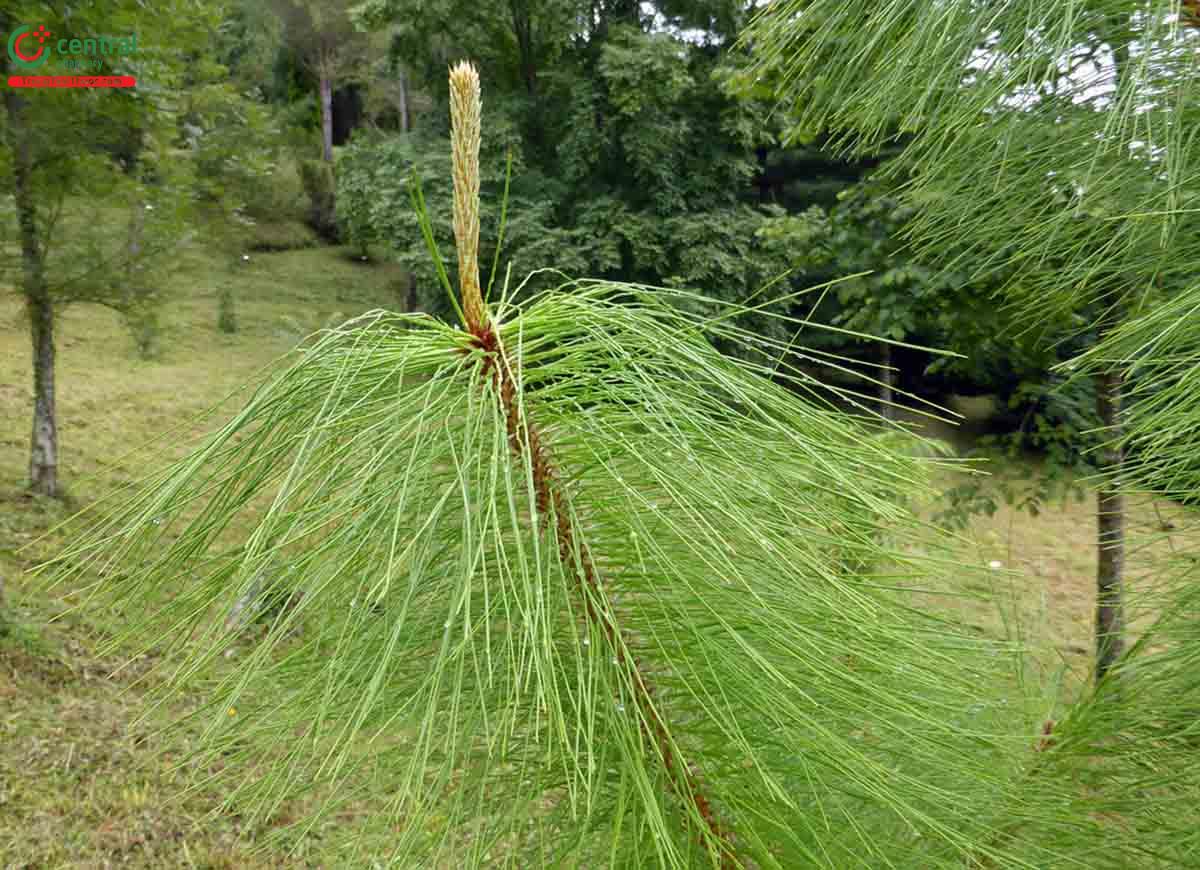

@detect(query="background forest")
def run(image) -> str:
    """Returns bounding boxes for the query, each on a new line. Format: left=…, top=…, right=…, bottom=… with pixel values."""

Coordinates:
left=1, top=0, right=1199, bottom=867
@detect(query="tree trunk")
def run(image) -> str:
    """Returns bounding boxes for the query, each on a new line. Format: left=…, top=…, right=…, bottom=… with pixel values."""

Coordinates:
left=27, top=281, right=57, bottom=496
left=4, top=81, right=58, bottom=497
left=320, top=70, right=334, bottom=162
left=405, top=273, right=419, bottom=313
left=126, top=198, right=156, bottom=357
left=879, top=342, right=895, bottom=421
left=755, top=145, right=770, bottom=204
left=509, top=0, right=537, bottom=96
left=1095, top=368, right=1125, bottom=682
left=1091, top=30, right=1131, bottom=686
left=397, top=69, right=410, bottom=134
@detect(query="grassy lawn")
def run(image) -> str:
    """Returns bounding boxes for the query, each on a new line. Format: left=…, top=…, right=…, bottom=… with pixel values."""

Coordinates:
left=1, top=241, right=1196, bottom=866
left=1, top=242, right=407, bottom=868
left=915, top=465, right=1199, bottom=689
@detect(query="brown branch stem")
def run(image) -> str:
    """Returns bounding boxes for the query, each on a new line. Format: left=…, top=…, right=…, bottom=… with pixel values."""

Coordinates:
left=469, top=324, right=737, bottom=867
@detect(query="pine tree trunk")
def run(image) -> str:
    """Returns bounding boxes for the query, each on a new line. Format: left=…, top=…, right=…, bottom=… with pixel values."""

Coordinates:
left=1094, top=26, right=1130, bottom=686
left=4, top=82, right=58, bottom=497
left=320, top=72, right=334, bottom=163
left=1095, top=368, right=1125, bottom=681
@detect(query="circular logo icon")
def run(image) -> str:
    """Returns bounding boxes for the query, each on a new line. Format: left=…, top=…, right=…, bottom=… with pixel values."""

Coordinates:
left=8, top=25, right=53, bottom=69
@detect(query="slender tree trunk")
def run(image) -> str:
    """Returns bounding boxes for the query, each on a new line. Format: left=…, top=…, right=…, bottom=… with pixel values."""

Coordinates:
left=319, top=70, right=334, bottom=162
left=879, top=341, right=895, bottom=421
left=397, top=69, right=410, bottom=134
left=755, top=145, right=770, bottom=204
left=405, top=273, right=418, bottom=313
left=4, top=81, right=58, bottom=497
left=1095, top=367, right=1125, bottom=681
left=1094, top=31, right=1130, bottom=684
left=27, top=279, right=57, bottom=496
left=126, top=197, right=155, bottom=357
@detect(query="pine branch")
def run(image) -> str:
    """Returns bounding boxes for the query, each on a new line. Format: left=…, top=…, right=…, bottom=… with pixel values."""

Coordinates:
left=44, top=54, right=1164, bottom=870
left=451, top=58, right=735, bottom=863
left=471, top=319, right=738, bottom=865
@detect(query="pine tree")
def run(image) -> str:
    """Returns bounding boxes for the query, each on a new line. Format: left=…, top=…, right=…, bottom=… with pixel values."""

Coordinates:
left=48, top=60, right=1200, bottom=867
left=738, top=0, right=1200, bottom=684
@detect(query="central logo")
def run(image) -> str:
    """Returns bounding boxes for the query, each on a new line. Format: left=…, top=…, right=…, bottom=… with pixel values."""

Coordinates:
left=8, top=24, right=52, bottom=69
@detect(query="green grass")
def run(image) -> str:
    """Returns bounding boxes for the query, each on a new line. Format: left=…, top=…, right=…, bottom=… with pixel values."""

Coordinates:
left=0, top=241, right=409, bottom=867
left=1, top=239, right=1197, bottom=866
left=913, top=464, right=1199, bottom=690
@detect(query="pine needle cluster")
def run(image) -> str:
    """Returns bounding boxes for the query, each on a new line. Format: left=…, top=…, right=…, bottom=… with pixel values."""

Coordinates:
left=736, top=2, right=1200, bottom=865
left=43, top=59, right=1200, bottom=868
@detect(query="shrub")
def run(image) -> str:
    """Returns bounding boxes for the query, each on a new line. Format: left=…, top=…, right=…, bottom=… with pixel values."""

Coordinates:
left=246, top=218, right=319, bottom=252
left=298, top=158, right=337, bottom=241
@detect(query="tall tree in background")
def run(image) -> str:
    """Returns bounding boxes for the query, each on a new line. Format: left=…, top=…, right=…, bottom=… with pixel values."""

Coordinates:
left=739, top=0, right=1200, bottom=682
left=269, top=0, right=367, bottom=162
left=345, top=0, right=878, bottom=339
left=2, top=11, right=56, bottom=495
left=0, top=3, right=204, bottom=496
